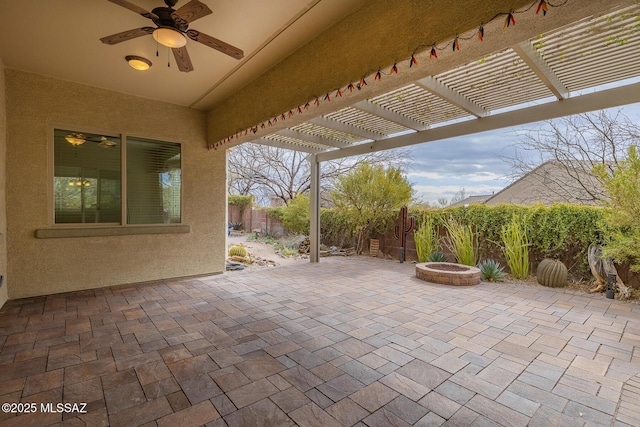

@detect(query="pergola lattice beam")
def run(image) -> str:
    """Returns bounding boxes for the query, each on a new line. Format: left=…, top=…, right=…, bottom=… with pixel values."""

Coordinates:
left=352, top=100, right=429, bottom=131
left=253, top=137, right=324, bottom=154
left=415, top=76, right=488, bottom=118
left=317, top=81, right=640, bottom=162
left=276, top=128, right=350, bottom=149
left=512, top=41, right=569, bottom=100
left=308, top=116, right=381, bottom=141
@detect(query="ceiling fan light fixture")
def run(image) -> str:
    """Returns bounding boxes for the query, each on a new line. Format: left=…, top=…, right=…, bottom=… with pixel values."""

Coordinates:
left=65, top=135, right=85, bottom=146
left=125, top=55, right=152, bottom=71
left=152, top=27, right=187, bottom=48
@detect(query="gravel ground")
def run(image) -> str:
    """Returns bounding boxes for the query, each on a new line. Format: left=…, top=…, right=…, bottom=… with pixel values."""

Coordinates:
left=227, top=233, right=308, bottom=269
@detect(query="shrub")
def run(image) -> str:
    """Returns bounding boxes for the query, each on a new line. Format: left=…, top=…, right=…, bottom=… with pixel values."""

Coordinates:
left=478, top=259, right=506, bottom=282
left=594, top=146, right=640, bottom=272
left=320, top=209, right=357, bottom=248
left=280, top=194, right=310, bottom=235
left=501, top=214, right=530, bottom=280
left=414, top=216, right=439, bottom=262
left=281, top=247, right=299, bottom=257
left=331, top=162, right=412, bottom=253
left=228, top=194, right=253, bottom=219
left=443, top=217, right=478, bottom=266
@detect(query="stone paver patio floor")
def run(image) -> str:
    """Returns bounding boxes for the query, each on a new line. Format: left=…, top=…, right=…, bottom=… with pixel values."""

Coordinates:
left=1, top=256, right=639, bottom=426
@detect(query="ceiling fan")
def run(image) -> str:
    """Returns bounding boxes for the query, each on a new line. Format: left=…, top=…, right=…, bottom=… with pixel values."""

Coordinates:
left=65, top=133, right=117, bottom=148
left=100, top=0, right=244, bottom=72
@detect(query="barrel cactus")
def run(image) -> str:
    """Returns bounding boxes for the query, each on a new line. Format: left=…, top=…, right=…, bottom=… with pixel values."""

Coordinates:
left=536, top=259, right=567, bottom=288
left=228, top=245, right=248, bottom=257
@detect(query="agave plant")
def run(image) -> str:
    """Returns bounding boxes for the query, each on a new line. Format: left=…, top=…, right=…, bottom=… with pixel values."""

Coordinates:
left=478, top=259, right=506, bottom=282
left=428, top=252, right=448, bottom=262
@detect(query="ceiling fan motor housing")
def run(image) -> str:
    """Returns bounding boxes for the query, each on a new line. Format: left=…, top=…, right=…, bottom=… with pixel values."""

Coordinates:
left=152, top=7, right=188, bottom=31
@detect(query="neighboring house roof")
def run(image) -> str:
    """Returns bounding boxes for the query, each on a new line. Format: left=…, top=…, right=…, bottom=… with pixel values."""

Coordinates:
left=449, top=195, right=493, bottom=207
left=485, top=161, right=604, bottom=206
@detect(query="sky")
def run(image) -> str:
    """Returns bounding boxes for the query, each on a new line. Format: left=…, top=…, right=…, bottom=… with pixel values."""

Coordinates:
left=403, top=102, right=640, bottom=206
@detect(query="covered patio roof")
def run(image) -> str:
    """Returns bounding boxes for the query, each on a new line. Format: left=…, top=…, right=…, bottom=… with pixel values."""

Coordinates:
left=230, top=2, right=640, bottom=161
left=213, top=1, right=640, bottom=264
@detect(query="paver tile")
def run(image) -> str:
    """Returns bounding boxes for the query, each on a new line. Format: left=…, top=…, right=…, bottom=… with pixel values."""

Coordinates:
left=380, top=371, right=430, bottom=401
left=226, top=377, right=279, bottom=409
left=316, top=373, right=364, bottom=402
left=224, top=398, right=293, bottom=427
left=289, top=402, right=342, bottom=427
left=326, top=398, right=369, bottom=426
left=384, top=395, right=429, bottom=424
left=270, top=386, right=311, bottom=413
left=350, top=382, right=399, bottom=412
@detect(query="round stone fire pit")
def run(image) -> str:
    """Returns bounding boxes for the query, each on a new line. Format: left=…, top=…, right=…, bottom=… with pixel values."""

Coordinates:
left=416, top=262, right=481, bottom=286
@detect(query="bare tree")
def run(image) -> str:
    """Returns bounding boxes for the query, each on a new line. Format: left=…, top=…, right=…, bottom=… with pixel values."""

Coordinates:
left=506, top=109, right=640, bottom=203
left=435, top=188, right=467, bottom=208
left=227, top=143, right=412, bottom=206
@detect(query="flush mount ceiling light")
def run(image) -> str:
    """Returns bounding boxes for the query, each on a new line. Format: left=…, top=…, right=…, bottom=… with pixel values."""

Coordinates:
left=98, top=137, right=117, bottom=148
left=125, top=55, right=152, bottom=71
left=152, top=27, right=187, bottom=48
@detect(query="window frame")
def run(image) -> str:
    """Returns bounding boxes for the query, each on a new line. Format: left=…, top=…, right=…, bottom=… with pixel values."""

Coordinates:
left=46, top=125, right=184, bottom=232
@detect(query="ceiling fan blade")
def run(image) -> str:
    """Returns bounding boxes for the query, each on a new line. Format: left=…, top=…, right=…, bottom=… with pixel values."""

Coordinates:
left=172, top=47, right=194, bottom=72
left=100, top=27, right=154, bottom=45
left=107, top=0, right=159, bottom=20
left=174, top=0, right=212, bottom=23
left=186, top=30, right=244, bottom=60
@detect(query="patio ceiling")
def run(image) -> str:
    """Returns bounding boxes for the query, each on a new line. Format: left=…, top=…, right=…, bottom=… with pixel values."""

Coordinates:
left=238, top=2, right=640, bottom=161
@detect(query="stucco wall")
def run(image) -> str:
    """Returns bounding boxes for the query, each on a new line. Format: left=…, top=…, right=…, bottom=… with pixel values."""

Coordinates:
left=5, top=69, right=226, bottom=299
left=0, top=60, right=7, bottom=308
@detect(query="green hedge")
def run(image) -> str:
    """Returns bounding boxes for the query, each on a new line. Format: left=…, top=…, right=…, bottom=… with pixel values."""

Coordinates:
left=319, top=203, right=604, bottom=277
left=320, top=209, right=358, bottom=248
left=411, top=204, right=604, bottom=277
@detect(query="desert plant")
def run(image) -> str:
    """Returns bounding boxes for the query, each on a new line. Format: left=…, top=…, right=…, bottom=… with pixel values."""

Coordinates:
left=414, top=216, right=439, bottom=262
left=228, top=245, right=248, bottom=257
left=443, top=217, right=478, bottom=266
left=229, top=221, right=243, bottom=230
left=428, top=252, right=448, bottom=262
left=281, top=247, right=299, bottom=257
left=536, top=258, right=568, bottom=287
left=478, top=259, right=506, bottom=282
left=501, top=214, right=530, bottom=280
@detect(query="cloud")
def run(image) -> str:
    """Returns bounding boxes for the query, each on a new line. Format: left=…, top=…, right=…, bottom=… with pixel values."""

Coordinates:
left=391, top=103, right=640, bottom=205
left=406, top=171, right=445, bottom=180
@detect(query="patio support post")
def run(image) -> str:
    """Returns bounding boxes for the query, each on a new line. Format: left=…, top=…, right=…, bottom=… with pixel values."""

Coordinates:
left=309, top=154, right=320, bottom=263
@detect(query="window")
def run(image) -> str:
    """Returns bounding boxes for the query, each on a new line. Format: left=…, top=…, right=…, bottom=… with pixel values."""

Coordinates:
left=54, top=129, right=181, bottom=225
left=126, top=136, right=181, bottom=224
